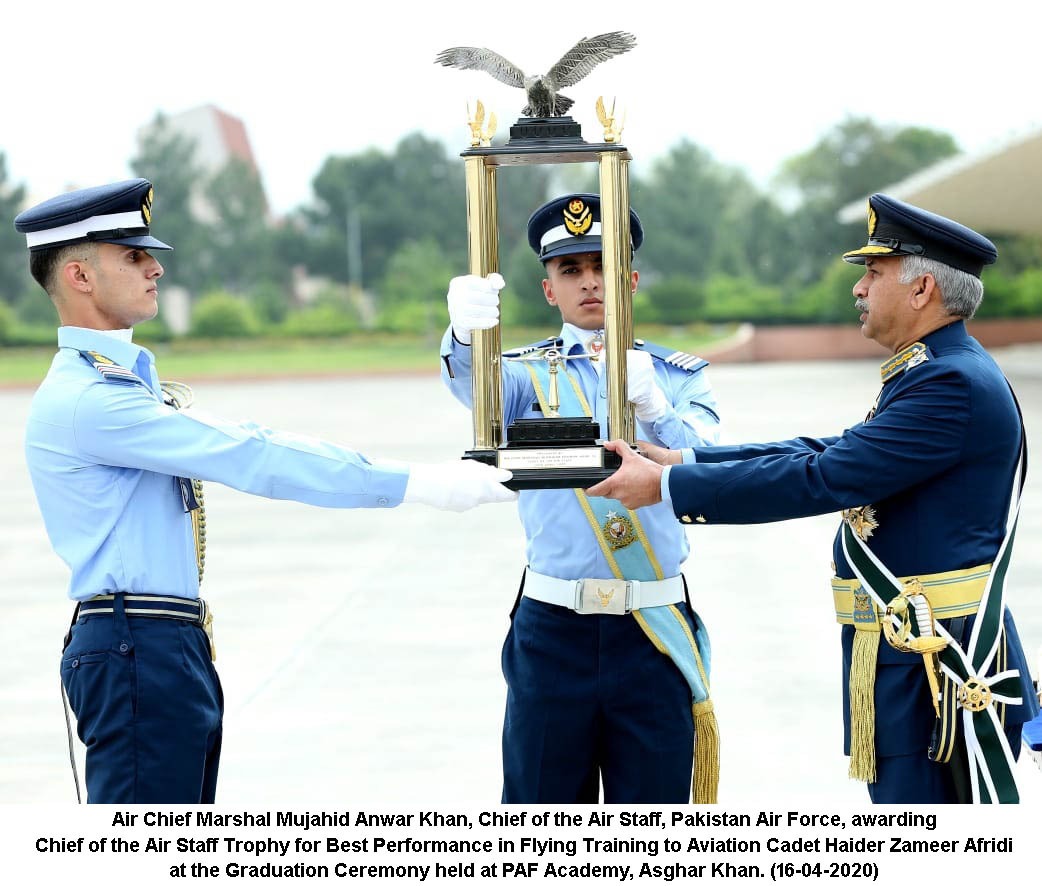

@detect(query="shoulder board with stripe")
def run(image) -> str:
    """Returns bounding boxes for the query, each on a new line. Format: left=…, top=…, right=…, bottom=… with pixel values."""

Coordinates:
left=78, top=350, right=147, bottom=386
left=880, top=341, right=932, bottom=384
left=503, top=337, right=563, bottom=358
left=634, top=340, right=709, bottom=373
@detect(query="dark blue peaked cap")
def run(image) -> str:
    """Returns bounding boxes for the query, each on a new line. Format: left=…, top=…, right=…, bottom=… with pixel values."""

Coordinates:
left=527, top=193, right=643, bottom=263
left=14, top=178, right=172, bottom=252
left=843, top=193, right=996, bottom=277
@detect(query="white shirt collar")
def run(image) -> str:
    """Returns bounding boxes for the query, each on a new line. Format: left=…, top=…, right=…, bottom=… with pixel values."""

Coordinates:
left=94, top=328, right=134, bottom=343
left=560, top=322, right=603, bottom=352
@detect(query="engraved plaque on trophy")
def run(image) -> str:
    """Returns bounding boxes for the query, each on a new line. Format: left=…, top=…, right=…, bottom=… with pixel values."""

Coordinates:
left=436, top=34, right=637, bottom=490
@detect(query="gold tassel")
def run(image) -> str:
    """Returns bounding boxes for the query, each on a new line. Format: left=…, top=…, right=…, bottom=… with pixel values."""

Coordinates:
left=692, top=699, right=720, bottom=803
left=848, top=627, right=879, bottom=782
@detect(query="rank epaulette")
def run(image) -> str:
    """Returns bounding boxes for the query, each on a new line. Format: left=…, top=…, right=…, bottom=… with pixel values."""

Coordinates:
left=634, top=340, right=709, bottom=373
left=503, top=337, right=563, bottom=358
left=78, top=350, right=146, bottom=386
left=880, top=341, right=930, bottom=383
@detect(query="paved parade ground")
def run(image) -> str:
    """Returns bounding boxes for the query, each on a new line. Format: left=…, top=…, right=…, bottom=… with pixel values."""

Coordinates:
left=2, top=349, right=1040, bottom=806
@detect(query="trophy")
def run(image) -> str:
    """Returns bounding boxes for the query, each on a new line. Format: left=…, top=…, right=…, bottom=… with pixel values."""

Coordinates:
left=436, top=32, right=637, bottom=490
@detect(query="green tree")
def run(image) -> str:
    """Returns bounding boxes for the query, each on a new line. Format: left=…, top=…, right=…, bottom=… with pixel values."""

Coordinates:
left=0, top=299, right=13, bottom=343
left=500, top=237, right=553, bottom=329
left=377, top=238, right=455, bottom=334
left=306, top=133, right=467, bottom=287
left=643, top=275, right=705, bottom=325
left=777, top=117, right=960, bottom=283
left=189, top=291, right=259, bottom=338
left=781, top=117, right=959, bottom=207
left=250, top=279, right=292, bottom=326
left=0, top=154, right=28, bottom=306
left=790, top=259, right=863, bottom=323
left=493, top=164, right=556, bottom=260
left=130, top=113, right=212, bottom=294
left=205, top=158, right=284, bottom=294
left=700, top=274, right=784, bottom=323
left=15, top=287, right=58, bottom=327
left=631, top=141, right=790, bottom=286
left=282, top=300, right=360, bottom=338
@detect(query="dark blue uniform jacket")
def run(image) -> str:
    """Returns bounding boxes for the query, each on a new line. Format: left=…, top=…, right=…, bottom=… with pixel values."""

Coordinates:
left=668, top=321, right=1038, bottom=757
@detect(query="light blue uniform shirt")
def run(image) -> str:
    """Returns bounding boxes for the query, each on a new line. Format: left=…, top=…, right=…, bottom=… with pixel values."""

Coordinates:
left=26, top=327, right=409, bottom=601
left=441, top=323, right=721, bottom=580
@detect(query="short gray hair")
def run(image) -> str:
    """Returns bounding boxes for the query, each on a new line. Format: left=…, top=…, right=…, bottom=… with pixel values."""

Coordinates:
left=899, top=254, right=983, bottom=319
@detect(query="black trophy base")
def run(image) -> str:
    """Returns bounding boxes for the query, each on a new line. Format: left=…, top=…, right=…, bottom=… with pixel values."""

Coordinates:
left=507, top=116, right=585, bottom=147
left=464, top=417, right=621, bottom=490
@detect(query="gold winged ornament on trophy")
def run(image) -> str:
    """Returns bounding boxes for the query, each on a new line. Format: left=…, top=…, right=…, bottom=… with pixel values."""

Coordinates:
left=466, top=101, right=498, bottom=148
left=596, top=96, right=626, bottom=143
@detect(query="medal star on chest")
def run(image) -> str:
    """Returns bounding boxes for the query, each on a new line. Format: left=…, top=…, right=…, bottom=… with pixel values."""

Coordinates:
left=602, top=510, right=636, bottom=549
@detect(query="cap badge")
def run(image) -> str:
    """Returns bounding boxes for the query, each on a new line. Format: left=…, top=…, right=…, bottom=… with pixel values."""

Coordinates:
left=563, top=199, right=593, bottom=237
left=867, top=201, right=877, bottom=237
left=141, top=187, right=154, bottom=224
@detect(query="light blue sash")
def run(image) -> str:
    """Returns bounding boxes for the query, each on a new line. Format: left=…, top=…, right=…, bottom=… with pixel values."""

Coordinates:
left=525, top=358, right=719, bottom=802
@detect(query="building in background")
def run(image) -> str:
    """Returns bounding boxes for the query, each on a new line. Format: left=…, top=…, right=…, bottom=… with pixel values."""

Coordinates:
left=136, top=104, right=270, bottom=333
left=138, top=103, right=270, bottom=221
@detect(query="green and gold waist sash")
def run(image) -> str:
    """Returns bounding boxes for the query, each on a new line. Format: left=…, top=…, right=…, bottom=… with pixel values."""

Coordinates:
left=836, top=519, right=1025, bottom=803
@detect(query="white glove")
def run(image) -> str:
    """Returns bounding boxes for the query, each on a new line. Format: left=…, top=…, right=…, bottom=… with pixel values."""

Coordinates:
left=447, top=273, right=505, bottom=344
left=627, top=349, right=669, bottom=423
left=403, top=459, right=517, bottom=512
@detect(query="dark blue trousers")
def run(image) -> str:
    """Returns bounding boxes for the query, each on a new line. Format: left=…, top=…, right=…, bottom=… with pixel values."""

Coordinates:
left=501, top=596, right=696, bottom=803
left=60, top=594, right=223, bottom=803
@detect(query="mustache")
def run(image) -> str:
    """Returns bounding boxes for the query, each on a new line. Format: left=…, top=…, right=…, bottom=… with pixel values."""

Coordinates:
left=854, top=298, right=869, bottom=312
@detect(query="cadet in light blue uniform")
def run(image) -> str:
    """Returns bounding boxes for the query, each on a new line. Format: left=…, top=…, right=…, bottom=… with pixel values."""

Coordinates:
left=16, top=179, right=514, bottom=804
left=441, top=194, right=722, bottom=803
left=592, top=194, right=1040, bottom=804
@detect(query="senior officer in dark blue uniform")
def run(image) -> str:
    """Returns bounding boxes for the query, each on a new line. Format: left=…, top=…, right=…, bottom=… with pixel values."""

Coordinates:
left=590, top=194, right=1039, bottom=803
left=16, top=179, right=515, bottom=804
left=441, top=194, right=723, bottom=803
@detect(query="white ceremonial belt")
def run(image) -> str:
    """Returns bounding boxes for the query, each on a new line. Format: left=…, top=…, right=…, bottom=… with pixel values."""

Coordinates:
left=523, top=568, right=684, bottom=616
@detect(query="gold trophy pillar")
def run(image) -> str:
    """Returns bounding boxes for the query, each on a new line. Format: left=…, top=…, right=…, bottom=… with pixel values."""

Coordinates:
left=598, top=150, right=634, bottom=444
left=464, top=157, right=502, bottom=450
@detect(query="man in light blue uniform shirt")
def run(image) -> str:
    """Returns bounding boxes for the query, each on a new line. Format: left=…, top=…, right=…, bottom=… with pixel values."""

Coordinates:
left=441, top=193, right=722, bottom=802
left=16, top=178, right=515, bottom=804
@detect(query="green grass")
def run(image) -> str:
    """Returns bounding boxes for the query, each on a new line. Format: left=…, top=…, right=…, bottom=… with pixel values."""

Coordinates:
left=0, top=324, right=737, bottom=386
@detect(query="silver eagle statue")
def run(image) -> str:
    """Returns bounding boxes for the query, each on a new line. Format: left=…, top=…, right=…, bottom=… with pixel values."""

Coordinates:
left=435, top=32, right=637, bottom=119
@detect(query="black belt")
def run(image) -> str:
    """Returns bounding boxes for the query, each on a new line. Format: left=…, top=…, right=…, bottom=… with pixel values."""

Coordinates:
left=71, top=594, right=215, bottom=661
left=77, top=593, right=207, bottom=622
